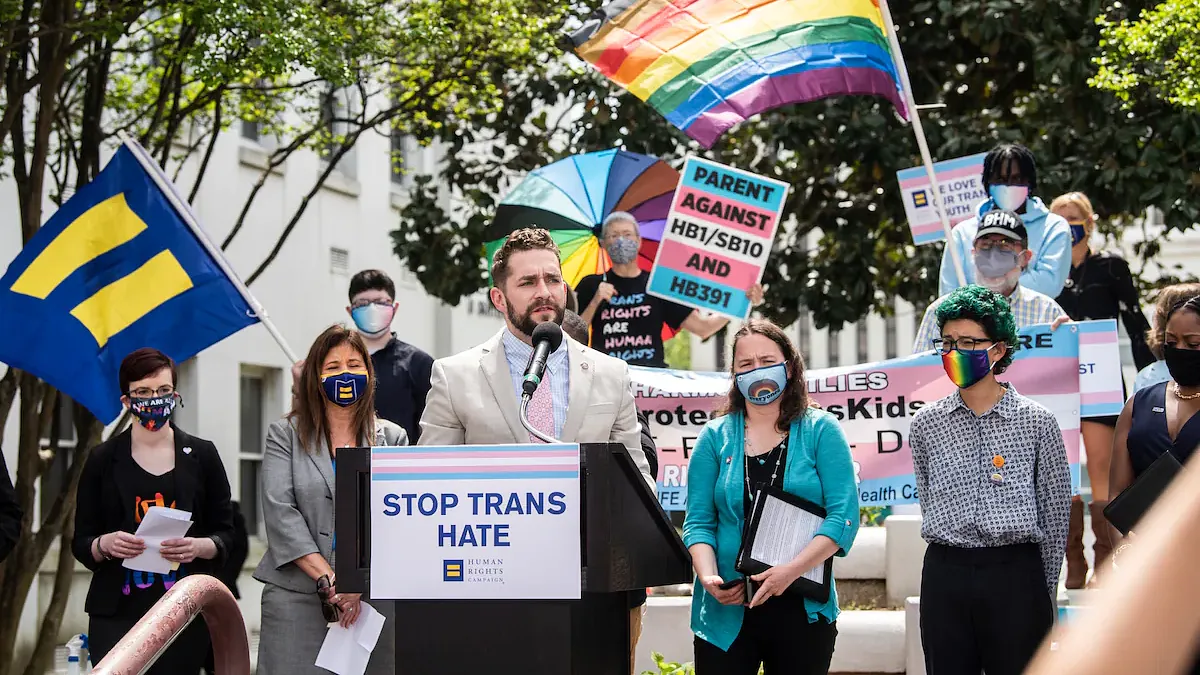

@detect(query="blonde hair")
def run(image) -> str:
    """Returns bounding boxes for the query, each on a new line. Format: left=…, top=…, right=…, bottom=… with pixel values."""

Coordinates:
left=1148, top=283, right=1200, bottom=358
left=1050, top=192, right=1097, bottom=239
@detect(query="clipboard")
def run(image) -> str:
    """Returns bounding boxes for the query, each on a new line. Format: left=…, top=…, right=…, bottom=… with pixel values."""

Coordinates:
left=1104, top=450, right=1183, bottom=535
left=735, top=484, right=833, bottom=603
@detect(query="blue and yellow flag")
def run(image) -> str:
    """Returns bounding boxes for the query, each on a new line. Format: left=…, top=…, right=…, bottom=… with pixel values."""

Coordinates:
left=0, top=142, right=259, bottom=423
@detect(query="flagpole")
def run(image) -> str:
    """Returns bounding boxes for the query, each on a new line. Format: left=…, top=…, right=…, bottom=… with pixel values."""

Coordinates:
left=878, top=0, right=967, bottom=288
left=118, top=133, right=301, bottom=364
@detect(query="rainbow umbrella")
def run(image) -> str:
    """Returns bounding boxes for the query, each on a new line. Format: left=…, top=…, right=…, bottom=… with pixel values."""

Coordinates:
left=486, top=149, right=679, bottom=287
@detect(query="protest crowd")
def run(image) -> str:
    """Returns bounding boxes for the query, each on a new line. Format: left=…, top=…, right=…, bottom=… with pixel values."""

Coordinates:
left=2, top=1, right=1200, bottom=675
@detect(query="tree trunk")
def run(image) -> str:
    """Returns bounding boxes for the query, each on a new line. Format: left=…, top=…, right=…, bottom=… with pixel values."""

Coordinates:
left=20, top=511, right=76, bottom=675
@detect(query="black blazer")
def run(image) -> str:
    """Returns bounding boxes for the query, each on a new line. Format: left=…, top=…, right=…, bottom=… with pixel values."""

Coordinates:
left=71, top=427, right=235, bottom=617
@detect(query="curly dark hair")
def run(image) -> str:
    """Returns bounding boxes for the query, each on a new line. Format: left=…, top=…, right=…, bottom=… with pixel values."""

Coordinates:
left=490, top=228, right=560, bottom=287
left=1148, top=283, right=1200, bottom=358
left=935, top=285, right=1019, bottom=374
left=716, top=319, right=810, bottom=432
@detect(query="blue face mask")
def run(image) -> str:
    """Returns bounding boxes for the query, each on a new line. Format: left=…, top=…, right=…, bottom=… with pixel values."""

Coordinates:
left=735, top=363, right=788, bottom=406
left=1069, top=224, right=1087, bottom=246
left=321, top=370, right=369, bottom=407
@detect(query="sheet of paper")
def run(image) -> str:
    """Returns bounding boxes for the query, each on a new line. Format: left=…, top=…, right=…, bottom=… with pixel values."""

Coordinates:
left=121, top=506, right=193, bottom=574
left=314, top=602, right=386, bottom=675
left=749, top=493, right=826, bottom=584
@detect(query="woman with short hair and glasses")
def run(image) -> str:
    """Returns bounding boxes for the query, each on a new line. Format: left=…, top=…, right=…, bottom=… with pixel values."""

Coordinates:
left=72, top=348, right=235, bottom=673
left=910, top=285, right=1071, bottom=675
left=255, top=325, right=405, bottom=675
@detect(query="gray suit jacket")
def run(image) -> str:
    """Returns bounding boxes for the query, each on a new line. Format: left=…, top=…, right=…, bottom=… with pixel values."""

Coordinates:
left=253, top=417, right=407, bottom=593
left=418, top=330, right=654, bottom=487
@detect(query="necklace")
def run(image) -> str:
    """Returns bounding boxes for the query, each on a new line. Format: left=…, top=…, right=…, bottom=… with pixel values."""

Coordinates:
left=744, top=423, right=786, bottom=498
left=1173, top=383, right=1200, bottom=401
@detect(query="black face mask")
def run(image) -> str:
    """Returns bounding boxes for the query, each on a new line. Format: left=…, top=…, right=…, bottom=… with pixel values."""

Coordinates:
left=1164, top=346, right=1200, bottom=387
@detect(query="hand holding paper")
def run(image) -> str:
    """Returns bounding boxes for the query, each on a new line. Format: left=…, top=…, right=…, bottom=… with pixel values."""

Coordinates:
left=315, top=602, right=386, bottom=675
left=122, top=506, right=193, bottom=574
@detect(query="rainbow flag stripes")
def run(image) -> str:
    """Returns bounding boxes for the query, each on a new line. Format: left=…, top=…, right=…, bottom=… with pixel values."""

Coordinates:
left=569, top=0, right=910, bottom=147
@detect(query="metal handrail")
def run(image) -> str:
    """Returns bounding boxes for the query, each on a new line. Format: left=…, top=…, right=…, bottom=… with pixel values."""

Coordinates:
left=91, top=574, right=251, bottom=675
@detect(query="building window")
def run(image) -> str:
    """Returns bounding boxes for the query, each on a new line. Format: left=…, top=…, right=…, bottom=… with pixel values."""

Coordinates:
left=885, top=314, right=898, bottom=360
left=828, top=329, right=841, bottom=366
left=797, top=305, right=810, bottom=361
left=321, top=88, right=359, bottom=180
left=239, top=371, right=268, bottom=536
left=330, top=247, right=350, bottom=275
left=391, top=128, right=407, bottom=185
left=39, top=395, right=78, bottom=519
left=856, top=322, right=869, bottom=364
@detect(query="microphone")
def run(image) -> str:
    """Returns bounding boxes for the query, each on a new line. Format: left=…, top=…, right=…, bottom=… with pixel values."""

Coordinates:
left=522, top=322, right=563, bottom=397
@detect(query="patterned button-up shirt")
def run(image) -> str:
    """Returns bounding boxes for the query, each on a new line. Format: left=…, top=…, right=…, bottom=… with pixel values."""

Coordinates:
left=911, top=284, right=1066, bottom=355
left=909, top=384, right=1072, bottom=595
left=502, top=329, right=570, bottom=439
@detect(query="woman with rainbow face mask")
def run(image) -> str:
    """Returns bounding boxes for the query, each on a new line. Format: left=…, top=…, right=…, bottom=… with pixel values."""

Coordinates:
left=682, top=319, right=858, bottom=674
left=255, top=326, right=406, bottom=675
left=1048, top=191, right=1153, bottom=590
left=909, top=285, right=1071, bottom=675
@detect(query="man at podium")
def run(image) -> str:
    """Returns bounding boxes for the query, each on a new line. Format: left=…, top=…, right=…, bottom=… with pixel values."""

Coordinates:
left=418, top=227, right=654, bottom=488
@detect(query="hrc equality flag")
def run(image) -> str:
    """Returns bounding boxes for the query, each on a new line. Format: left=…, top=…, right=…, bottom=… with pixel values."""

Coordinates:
left=0, top=142, right=259, bottom=423
left=569, top=0, right=910, bottom=148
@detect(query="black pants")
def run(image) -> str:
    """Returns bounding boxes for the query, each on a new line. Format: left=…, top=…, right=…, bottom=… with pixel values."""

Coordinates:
left=694, top=598, right=837, bottom=675
left=920, top=542, right=1054, bottom=675
left=89, top=614, right=210, bottom=674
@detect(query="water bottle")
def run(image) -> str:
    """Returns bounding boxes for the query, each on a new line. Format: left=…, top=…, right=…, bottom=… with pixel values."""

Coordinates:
left=65, top=634, right=85, bottom=675
left=82, top=633, right=92, bottom=674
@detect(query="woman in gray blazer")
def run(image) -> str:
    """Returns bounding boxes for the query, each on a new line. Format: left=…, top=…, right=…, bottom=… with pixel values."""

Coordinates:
left=255, top=326, right=406, bottom=674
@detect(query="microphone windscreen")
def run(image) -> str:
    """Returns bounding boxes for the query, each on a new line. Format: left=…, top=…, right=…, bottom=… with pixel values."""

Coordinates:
left=532, top=321, right=564, bottom=352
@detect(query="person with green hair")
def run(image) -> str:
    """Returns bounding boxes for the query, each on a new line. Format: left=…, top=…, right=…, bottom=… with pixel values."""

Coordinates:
left=908, top=284, right=1071, bottom=675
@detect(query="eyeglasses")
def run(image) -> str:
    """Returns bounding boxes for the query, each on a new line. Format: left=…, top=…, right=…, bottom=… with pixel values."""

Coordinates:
left=128, top=386, right=175, bottom=398
left=351, top=299, right=393, bottom=310
left=316, top=575, right=341, bottom=623
left=932, top=337, right=994, bottom=354
left=974, top=239, right=1022, bottom=253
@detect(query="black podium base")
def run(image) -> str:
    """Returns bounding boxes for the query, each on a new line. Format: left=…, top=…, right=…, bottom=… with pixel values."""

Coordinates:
left=394, top=592, right=629, bottom=675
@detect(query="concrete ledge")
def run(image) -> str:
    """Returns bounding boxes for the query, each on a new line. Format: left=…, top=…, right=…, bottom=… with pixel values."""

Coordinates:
left=885, top=515, right=926, bottom=606
left=835, top=526, right=885, bottom=580
left=905, top=597, right=926, bottom=675
left=637, top=597, right=905, bottom=673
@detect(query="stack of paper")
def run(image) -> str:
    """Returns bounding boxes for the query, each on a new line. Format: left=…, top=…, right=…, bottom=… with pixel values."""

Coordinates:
left=315, top=603, right=386, bottom=675
left=122, top=506, right=193, bottom=574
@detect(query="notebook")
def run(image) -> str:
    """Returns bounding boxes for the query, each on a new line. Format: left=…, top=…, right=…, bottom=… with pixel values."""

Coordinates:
left=1104, top=450, right=1183, bottom=535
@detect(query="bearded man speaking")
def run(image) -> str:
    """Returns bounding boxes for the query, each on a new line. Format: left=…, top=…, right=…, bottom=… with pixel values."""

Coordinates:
left=417, top=227, right=653, bottom=487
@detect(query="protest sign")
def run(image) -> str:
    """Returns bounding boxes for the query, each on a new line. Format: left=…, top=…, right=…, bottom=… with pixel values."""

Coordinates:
left=1077, top=319, right=1124, bottom=417
left=647, top=156, right=789, bottom=320
left=637, top=323, right=1091, bottom=511
left=370, top=443, right=581, bottom=600
left=896, top=152, right=987, bottom=245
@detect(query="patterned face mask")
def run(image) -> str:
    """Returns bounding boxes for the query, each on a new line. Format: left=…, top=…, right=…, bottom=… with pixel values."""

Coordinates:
left=735, top=363, right=788, bottom=405
left=321, top=370, right=369, bottom=407
left=606, top=237, right=639, bottom=265
left=128, top=395, right=178, bottom=431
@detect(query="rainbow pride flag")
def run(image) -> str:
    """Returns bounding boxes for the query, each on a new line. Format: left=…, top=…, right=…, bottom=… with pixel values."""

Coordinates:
left=569, top=0, right=911, bottom=148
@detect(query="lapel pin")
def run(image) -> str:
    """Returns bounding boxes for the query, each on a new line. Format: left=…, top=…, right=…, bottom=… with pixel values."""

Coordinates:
left=992, top=455, right=1005, bottom=469
left=725, top=456, right=732, bottom=464
left=990, top=472, right=1003, bottom=484
left=183, top=446, right=193, bottom=455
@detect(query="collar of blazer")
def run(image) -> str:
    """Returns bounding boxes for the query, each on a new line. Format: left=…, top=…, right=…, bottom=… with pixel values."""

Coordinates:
left=306, top=417, right=389, bottom=498
left=478, top=328, right=598, bottom=443
left=111, top=424, right=203, bottom=517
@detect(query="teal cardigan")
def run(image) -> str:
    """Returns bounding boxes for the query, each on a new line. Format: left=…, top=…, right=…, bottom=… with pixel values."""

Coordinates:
left=682, top=409, right=860, bottom=651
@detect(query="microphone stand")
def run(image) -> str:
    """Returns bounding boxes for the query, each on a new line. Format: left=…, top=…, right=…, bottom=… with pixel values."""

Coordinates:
left=519, top=394, right=560, bottom=444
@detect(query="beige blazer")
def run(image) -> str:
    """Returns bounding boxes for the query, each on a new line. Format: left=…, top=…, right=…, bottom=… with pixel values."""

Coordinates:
left=418, top=330, right=653, bottom=487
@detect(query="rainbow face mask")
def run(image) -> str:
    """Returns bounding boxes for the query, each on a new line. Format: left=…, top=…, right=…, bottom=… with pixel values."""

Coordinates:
left=735, top=363, right=788, bottom=405
left=941, top=347, right=995, bottom=389
left=321, top=370, right=369, bottom=407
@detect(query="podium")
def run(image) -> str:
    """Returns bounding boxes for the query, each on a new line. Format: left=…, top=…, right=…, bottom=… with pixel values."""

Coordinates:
left=334, top=442, right=692, bottom=675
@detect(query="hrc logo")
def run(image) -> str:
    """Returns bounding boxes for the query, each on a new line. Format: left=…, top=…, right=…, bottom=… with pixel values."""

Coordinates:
left=443, top=560, right=463, bottom=582
left=9, top=193, right=193, bottom=348
left=911, top=190, right=929, bottom=208
left=335, top=380, right=357, bottom=401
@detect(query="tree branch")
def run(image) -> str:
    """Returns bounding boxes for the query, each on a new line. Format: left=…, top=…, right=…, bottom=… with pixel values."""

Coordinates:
left=188, top=85, right=226, bottom=203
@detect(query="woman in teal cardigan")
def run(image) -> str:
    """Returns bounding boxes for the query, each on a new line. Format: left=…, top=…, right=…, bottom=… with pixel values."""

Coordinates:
left=683, top=319, right=859, bottom=674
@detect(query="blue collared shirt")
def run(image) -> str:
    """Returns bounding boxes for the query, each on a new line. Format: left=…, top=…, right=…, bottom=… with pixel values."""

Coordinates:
left=502, top=329, right=570, bottom=439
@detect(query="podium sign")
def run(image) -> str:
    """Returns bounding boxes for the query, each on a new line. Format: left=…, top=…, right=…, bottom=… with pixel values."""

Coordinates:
left=369, top=443, right=582, bottom=600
